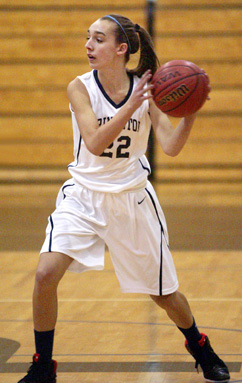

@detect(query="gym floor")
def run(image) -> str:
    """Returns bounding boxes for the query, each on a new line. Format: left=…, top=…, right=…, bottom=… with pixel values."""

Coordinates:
left=0, top=182, right=241, bottom=382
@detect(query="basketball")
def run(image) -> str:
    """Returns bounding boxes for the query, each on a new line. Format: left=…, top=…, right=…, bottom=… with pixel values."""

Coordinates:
left=151, top=60, right=210, bottom=117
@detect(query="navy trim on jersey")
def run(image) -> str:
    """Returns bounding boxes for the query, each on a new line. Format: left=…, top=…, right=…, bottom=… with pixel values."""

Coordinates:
left=62, top=183, right=75, bottom=199
left=93, top=70, right=134, bottom=109
left=139, top=158, right=151, bottom=174
left=48, top=215, right=54, bottom=252
left=145, top=187, right=163, bottom=295
left=68, top=134, right=82, bottom=168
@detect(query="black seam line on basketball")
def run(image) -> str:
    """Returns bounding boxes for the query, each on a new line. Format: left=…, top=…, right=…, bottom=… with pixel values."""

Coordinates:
left=154, top=71, right=202, bottom=99
left=187, top=72, right=207, bottom=114
left=145, top=187, right=163, bottom=296
left=161, top=78, right=200, bottom=114
left=155, top=74, right=201, bottom=114
left=48, top=215, right=54, bottom=252
left=155, top=64, right=198, bottom=72
left=155, top=64, right=198, bottom=74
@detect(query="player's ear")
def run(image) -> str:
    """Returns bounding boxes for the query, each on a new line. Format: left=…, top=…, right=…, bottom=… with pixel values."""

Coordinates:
left=117, top=43, right=128, bottom=56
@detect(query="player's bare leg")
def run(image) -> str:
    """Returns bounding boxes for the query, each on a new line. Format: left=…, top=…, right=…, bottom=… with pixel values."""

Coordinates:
left=150, top=290, right=193, bottom=329
left=17, top=252, right=72, bottom=382
left=150, top=291, right=230, bottom=382
left=33, top=252, right=73, bottom=331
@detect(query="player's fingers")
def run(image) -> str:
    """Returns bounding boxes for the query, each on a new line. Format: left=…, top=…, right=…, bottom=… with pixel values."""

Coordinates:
left=206, top=83, right=211, bottom=100
left=146, top=83, right=154, bottom=91
left=142, top=93, right=154, bottom=101
left=142, top=84, right=154, bottom=96
left=137, top=70, right=152, bottom=88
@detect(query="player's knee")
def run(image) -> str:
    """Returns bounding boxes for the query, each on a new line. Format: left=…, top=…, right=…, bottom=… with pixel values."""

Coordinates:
left=150, top=292, right=176, bottom=310
left=35, top=265, right=59, bottom=289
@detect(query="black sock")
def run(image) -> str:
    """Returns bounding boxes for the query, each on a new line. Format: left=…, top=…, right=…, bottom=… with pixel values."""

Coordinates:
left=177, top=318, right=202, bottom=346
left=34, top=329, right=55, bottom=362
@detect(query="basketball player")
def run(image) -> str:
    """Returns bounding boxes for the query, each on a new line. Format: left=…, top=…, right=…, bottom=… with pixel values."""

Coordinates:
left=17, top=14, right=230, bottom=383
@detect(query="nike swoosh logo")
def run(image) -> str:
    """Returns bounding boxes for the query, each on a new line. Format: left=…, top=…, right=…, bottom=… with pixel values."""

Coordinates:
left=138, top=197, right=146, bottom=205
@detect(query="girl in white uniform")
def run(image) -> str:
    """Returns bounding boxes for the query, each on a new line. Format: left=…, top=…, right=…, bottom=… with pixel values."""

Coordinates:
left=18, top=14, right=230, bottom=383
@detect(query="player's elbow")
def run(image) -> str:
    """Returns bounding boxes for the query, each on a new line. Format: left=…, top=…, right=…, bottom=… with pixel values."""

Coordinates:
left=84, top=132, right=112, bottom=156
left=84, top=137, right=104, bottom=156
left=90, top=148, right=103, bottom=156
left=86, top=142, right=103, bottom=156
left=162, top=143, right=180, bottom=157
left=166, top=149, right=180, bottom=157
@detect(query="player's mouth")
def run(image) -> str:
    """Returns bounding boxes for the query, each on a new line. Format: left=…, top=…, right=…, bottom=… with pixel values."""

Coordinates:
left=87, top=54, right=96, bottom=62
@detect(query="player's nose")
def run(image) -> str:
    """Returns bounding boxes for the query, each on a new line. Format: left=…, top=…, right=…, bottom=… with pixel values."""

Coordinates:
left=85, top=39, right=93, bottom=50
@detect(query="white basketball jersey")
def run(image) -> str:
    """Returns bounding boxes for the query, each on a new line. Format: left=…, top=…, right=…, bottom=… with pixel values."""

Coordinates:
left=68, top=70, right=152, bottom=192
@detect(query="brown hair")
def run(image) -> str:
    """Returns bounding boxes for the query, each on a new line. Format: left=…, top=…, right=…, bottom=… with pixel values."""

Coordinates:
left=101, top=14, right=160, bottom=77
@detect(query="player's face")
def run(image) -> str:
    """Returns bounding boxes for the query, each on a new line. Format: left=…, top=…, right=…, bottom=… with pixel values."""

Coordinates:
left=85, top=19, right=122, bottom=70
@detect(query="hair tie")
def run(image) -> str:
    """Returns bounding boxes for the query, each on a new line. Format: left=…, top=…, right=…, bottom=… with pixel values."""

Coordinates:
left=135, top=24, right=140, bottom=32
left=104, top=15, right=131, bottom=52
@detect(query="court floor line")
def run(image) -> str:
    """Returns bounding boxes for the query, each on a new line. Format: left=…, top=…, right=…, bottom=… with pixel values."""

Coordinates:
left=11, top=352, right=242, bottom=357
left=0, top=361, right=241, bottom=374
left=1, top=298, right=242, bottom=302
left=1, top=319, right=242, bottom=333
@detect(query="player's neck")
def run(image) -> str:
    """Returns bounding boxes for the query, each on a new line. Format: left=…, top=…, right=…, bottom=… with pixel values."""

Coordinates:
left=97, top=67, right=130, bottom=96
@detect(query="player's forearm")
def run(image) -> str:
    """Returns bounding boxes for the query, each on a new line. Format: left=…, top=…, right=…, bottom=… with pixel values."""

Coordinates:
left=85, top=103, right=135, bottom=156
left=162, top=114, right=196, bottom=157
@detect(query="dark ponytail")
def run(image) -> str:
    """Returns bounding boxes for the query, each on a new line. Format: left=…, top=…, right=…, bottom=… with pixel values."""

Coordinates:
left=129, top=24, right=160, bottom=77
left=101, top=14, right=160, bottom=77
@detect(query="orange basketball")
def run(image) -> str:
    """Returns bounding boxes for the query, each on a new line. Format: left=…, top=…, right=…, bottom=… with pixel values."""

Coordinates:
left=151, top=60, right=210, bottom=117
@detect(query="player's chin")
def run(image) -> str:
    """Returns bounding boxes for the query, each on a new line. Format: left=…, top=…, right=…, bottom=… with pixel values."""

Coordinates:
left=87, top=58, right=98, bottom=67
left=89, top=62, right=103, bottom=71
left=88, top=61, right=96, bottom=68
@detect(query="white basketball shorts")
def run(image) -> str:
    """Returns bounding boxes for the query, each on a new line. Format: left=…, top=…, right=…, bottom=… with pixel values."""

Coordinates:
left=40, top=179, right=179, bottom=296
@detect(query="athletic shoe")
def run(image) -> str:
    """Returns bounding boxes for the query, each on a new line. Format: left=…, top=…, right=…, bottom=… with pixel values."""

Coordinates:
left=17, top=353, right=57, bottom=383
left=185, top=333, right=230, bottom=382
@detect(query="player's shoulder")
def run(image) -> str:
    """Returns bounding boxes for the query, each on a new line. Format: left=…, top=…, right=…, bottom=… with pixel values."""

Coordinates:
left=67, top=72, right=93, bottom=99
left=67, top=71, right=93, bottom=92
